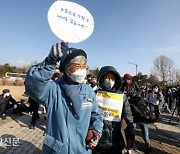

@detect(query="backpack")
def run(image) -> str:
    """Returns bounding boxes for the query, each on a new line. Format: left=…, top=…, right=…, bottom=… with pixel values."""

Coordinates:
left=129, top=96, right=150, bottom=122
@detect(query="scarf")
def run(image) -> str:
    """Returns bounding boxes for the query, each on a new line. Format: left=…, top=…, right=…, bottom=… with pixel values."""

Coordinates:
left=59, top=75, right=82, bottom=119
left=125, top=80, right=133, bottom=86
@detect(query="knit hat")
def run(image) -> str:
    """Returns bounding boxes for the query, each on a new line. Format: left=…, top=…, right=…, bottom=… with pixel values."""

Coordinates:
left=3, top=89, right=10, bottom=93
left=59, top=48, right=87, bottom=72
left=124, top=73, right=132, bottom=80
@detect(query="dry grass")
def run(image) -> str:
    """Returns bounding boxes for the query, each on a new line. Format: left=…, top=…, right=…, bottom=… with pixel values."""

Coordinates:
left=0, top=85, right=27, bottom=101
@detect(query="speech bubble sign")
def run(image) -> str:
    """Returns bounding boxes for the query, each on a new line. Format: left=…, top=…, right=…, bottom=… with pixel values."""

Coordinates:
left=47, top=1, right=94, bottom=43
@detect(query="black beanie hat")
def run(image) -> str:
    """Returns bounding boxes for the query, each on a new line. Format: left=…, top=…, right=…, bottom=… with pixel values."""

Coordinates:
left=3, top=89, right=10, bottom=93
left=59, top=48, right=87, bottom=72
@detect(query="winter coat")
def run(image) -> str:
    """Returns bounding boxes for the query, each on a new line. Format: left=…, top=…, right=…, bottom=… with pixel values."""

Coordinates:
left=93, top=66, right=134, bottom=154
left=146, top=91, right=164, bottom=106
left=120, top=81, right=141, bottom=98
left=0, top=94, right=16, bottom=107
left=25, top=59, right=103, bottom=154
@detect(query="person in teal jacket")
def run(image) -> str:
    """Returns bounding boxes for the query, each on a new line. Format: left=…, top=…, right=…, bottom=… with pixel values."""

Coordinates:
left=25, top=42, right=103, bottom=154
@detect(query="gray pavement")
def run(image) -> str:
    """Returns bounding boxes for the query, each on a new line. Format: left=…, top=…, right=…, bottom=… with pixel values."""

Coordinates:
left=0, top=112, right=45, bottom=154
left=0, top=110, right=179, bottom=154
left=134, top=112, right=180, bottom=154
left=154, top=113, right=180, bottom=141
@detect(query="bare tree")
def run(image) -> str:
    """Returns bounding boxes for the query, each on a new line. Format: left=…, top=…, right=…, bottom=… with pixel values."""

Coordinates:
left=152, top=55, right=174, bottom=85
left=148, top=74, right=160, bottom=86
left=174, top=68, right=180, bottom=84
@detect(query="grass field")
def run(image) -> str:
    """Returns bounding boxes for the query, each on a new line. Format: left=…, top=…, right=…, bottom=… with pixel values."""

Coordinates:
left=0, top=86, right=27, bottom=101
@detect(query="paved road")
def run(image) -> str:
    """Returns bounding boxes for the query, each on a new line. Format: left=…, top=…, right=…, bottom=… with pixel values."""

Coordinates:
left=134, top=112, right=180, bottom=154
left=0, top=110, right=179, bottom=154
left=0, top=111, right=45, bottom=154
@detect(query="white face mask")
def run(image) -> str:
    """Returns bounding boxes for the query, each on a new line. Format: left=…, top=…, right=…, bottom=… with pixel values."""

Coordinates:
left=153, top=88, right=158, bottom=93
left=4, top=93, right=10, bottom=97
left=70, top=69, right=86, bottom=83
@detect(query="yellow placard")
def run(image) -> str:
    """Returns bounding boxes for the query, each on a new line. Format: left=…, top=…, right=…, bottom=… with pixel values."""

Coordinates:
left=97, top=91, right=123, bottom=101
left=96, top=91, right=124, bottom=122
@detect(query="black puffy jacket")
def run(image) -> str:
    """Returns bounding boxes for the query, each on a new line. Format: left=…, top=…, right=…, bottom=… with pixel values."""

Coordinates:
left=0, top=94, right=16, bottom=107
left=93, top=66, right=134, bottom=154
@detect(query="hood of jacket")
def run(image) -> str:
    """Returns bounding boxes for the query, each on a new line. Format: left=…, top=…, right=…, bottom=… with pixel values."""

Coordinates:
left=97, top=66, right=122, bottom=92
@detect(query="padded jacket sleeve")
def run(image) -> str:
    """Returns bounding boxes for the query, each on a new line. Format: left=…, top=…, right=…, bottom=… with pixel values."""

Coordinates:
left=122, top=95, right=134, bottom=128
left=25, top=58, right=56, bottom=106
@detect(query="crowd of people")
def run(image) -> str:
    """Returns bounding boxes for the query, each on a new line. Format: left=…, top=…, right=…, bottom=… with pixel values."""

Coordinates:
left=0, top=89, right=45, bottom=129
left=0, top=41, right=179, bottom=154
left=86, top=72, right=180, bottom=154
left=0, top=68, right=62, bottom=129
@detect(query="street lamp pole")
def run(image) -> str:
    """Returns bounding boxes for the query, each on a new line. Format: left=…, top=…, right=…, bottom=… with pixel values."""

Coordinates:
left=128, top=62, right=138, bottom=76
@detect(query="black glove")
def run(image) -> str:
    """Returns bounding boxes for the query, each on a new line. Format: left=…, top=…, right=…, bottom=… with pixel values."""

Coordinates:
left=47, top=42, right=69, bottom=64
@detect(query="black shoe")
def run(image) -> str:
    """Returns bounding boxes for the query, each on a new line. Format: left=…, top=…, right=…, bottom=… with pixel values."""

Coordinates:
left=29, top=123, right=35, bottom=129
left=145, top=147, right=152, bottom=154
left=1, top=114, right=6, bottom=120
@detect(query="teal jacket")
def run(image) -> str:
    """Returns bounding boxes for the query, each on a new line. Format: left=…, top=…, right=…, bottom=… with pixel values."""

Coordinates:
left=25, top=60, right=103, bottom=154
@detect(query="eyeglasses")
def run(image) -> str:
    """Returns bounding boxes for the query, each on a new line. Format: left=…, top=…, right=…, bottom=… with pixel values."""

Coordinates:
left=70, top=63, right=88, bottom=70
